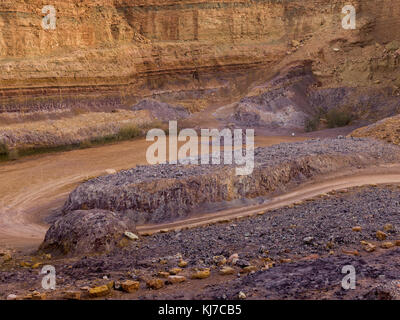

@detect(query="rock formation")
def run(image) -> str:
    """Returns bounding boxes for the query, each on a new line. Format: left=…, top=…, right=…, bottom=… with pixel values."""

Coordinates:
left=39, top=209, right=137, bottom=255
left=1, top=0, right=399, bottom=115
left=60, top=138, right=400, bottom=224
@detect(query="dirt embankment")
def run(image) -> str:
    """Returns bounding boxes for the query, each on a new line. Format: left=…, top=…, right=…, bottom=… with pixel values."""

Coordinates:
left=0, top=98, right=193, bottom=156
left=350, top=114, right=400, bottom=145
left=60, top=138, right=400, bottom=225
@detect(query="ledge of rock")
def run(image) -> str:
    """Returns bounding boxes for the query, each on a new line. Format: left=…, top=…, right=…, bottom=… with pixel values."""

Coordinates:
left=60, top=138, right=400, bottom=224
left=39, top=209, right=137, bottom=256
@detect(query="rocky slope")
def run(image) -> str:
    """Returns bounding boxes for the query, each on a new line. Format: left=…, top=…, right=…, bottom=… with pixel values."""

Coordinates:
left=350, top=114, right=400, bottom=145
left=1, top=0, right=400, bottom=116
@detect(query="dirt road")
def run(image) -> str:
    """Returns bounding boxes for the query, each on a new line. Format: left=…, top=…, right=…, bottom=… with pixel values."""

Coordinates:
left=137, top=165, right=400, bottom=235
left=0, top=135, right=305, bottom=250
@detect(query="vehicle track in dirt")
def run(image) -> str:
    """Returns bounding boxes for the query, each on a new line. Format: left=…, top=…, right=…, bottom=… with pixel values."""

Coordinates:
left=136, top=165, right=400, bottom=235
left=0, top=135, right=305, bottom=250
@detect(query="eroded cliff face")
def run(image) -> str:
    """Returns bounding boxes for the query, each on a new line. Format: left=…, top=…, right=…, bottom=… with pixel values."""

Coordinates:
left=0, top=0, right=399, bottom=112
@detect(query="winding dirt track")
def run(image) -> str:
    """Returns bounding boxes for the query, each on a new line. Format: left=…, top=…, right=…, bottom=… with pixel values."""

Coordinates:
left=0, top=136, right=305, bottom=250
left=2, top=135, right=400, bottom=251
left=137, top=165, right=400, bottom=235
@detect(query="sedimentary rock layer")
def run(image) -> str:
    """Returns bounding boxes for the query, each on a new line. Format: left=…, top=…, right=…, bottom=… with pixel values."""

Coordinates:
left=1, top=0, right=399, bottom=112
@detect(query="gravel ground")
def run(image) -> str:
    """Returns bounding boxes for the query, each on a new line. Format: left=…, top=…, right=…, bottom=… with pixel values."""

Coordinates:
left=1, top=185, right=399, bottom=299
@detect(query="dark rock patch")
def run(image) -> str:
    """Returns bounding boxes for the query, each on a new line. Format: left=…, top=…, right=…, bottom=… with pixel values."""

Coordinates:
left=39, top=209, right=137, bottom=256
left=132, top=99, right=189, bottom=122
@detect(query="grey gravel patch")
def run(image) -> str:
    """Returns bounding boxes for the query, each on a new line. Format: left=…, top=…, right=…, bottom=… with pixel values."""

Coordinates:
left=132, top=99, right=189, bottom=121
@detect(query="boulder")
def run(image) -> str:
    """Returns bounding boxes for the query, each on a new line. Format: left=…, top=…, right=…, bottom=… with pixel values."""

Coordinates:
left=39, top=209, right=136, bottom=256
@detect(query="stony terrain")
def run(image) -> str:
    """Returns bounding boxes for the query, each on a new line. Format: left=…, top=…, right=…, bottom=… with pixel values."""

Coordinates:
left=350, top=114, right=400, bottom=145
left=59, top=138, right=400, bottom=224
left=1, top=185, right=400, bottom=300
left=233, top=62, right=400, bottom=130
left=131, top=99, right=190, bottom=121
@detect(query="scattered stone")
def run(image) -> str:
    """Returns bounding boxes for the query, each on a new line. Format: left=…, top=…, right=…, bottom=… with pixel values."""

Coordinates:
left=169, top=268, right=182, bottom=275
left=167, top=276, right=186, bottom=284
left=64, top=291, right=81, bottom=300
left=178, top=260, right=188, bottom=268
left=395, top=240, right=400, bottom=246
left=2, top=253, right=12, bottom=262
left=212, top=255, right=227, bottom=266
left=124, top=231, right=139, bottom=241
left=238, top=291, right=247, bottom=299
left=121, top=280, right=140, bottom=293
left=380, top=241, right=395, bottom=249
left=6, top=294, right=17, bottom=301
left=291, top=40, right=300, bottom=47
left=279, top=258, right=292, bottom=263
left=20, top=262, right=31, bottom=268
left=157, top=271, right=170, bottom=278
left=342, top=249, right=359, bottom=256
left=303, top=236, right=314, bottom=244
left=219, top=266, right=235, bottom=275
left=113, top=281, right=122, bottom=291
left=235, top=259, right=250, bottom=268
left=376, top=230, right=388, bottom=241
left=363, top=243, right=377, bottom=252
left=146, top=278, right=164, bottom=290
left=228, top=253, right=239, bottom=265
left=24, top=291, right=46, bottom=300
left=352, top=226, right=362, bottom=232
left=31, top=262, right=41, bottom=269
left=191, top=269, right=211, bottom=279
left=89, top=285, right=110, bottom=298
left=241, top=266, right=257, bottom=273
